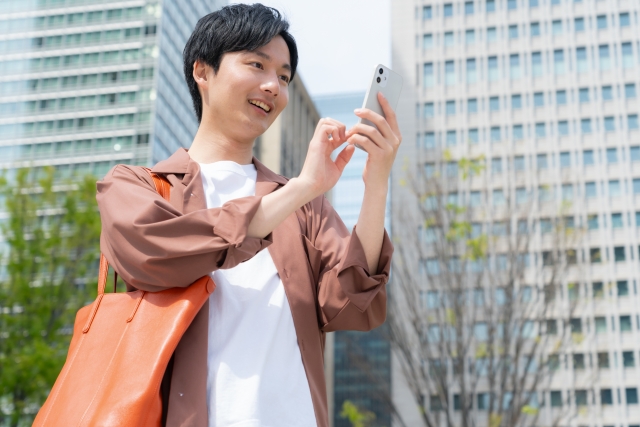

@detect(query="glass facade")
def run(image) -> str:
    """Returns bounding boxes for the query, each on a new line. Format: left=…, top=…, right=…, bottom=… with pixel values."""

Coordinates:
left=314, top=92, right=391, bottom=427
left=0, top=0, right=223, bottom=182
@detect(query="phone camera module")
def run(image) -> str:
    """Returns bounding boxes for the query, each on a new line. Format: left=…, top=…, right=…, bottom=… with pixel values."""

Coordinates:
left=378, top=68, right=383, bottom=74
left=376, top=77, right=381, bottom=83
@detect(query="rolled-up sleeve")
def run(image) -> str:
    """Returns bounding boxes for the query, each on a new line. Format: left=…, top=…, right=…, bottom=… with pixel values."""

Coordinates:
left=307, top=196, right=393, bottom=332
left=97, top=164, right=272, bottom=292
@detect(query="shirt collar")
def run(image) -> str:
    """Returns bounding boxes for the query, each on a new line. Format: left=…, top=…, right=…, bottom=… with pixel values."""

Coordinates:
left=151, top=147, right=289, bottom=186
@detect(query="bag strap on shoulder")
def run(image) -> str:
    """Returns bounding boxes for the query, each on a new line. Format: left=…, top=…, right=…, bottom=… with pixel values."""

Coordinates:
left=97, top=168, right=171, bottom=296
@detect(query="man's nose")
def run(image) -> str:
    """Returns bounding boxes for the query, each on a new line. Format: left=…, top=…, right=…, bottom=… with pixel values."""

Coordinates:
left=262, top=74, right=280, bottom=96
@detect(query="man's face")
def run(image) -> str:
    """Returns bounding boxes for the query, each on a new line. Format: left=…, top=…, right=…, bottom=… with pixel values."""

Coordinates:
left=197, top=35, right=291, bottom=142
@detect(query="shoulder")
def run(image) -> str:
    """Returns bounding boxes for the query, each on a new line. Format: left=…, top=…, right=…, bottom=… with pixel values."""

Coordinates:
left=98, top=164, right=157, bottom=195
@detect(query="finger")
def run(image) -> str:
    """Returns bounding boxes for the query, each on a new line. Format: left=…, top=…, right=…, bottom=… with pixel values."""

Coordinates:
left=377, top=92, right=401, bottom=139
left=352, top=107, right=394, bottom=140
left=323, top=117, right=347, bottom=142
left=334, top=144, right=355, bottom=173
left=347, top=133, right=379, bottom=154
left=346, top=123, right=389, bottom=150
left=321, top=124, right=343, bottom=150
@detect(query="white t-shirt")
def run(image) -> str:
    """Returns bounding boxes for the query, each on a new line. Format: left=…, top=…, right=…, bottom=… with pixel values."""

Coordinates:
left=198, top=160, right=316, bottom=427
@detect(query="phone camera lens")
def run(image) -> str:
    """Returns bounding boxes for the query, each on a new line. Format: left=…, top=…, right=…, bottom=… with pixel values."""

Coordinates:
left=376, top=77, right=381, bottom=83
left=378, top=68, right=383, bottom=74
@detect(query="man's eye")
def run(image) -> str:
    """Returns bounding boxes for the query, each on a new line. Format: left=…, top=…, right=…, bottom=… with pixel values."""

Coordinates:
left=251, top=62, right=263, bottom=69
left=280, top=75, right=290, bottom=83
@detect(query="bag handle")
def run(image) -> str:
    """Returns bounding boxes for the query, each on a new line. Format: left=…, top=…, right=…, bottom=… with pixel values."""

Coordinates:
left=83, top=170, right=171, bottom=333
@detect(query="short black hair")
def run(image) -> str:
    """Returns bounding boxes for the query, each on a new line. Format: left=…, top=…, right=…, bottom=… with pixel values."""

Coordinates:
left=183, top=3, right=298, bottom=122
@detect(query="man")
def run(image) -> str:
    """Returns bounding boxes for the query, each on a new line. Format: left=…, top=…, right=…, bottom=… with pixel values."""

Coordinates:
left=97, top=4, right=401, bottom=427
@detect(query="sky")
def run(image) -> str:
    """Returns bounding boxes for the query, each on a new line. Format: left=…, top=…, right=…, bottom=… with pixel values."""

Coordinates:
left=236, top=0, right=391, bottom=97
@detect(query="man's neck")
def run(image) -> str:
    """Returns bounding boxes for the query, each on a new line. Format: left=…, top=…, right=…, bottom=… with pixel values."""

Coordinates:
left=188, top=122, right=254, bottom=165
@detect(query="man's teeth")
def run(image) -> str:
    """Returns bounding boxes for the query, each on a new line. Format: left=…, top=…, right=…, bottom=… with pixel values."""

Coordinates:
left=249, top=100, right=270, bottom=112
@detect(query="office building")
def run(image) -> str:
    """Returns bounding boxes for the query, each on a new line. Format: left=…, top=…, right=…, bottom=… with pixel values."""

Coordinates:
left=0, top=0, right=225, bottom=181
left=315, top=91, right=392, bottom=427
left=392, top=0, right=640, bottom=425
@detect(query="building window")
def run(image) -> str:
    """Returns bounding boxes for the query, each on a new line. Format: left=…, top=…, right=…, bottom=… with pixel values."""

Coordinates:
left=535, top=122, right=546, bottom=138
left=576, top=47, right=587, bottom=73
left=622, top=42, right=634, bottom=68
left=597, top=15, right=607, bottom=29
left=465, top=29, right=476, bottom=44
left=599, top=44, right=611, bottom=70
left=623, top=351, right=635, bottom=368
left=606, top=148, right=618, bottom=163
left=446, top=130, right=457, bottom=146
left=634, top=178, right=640, bottom=193
left=560, top=152, right=570, bottom=168
left=602, top=85, right=613, bottom=100
left=585, top=182, right=596, bottom=198
left=626, top=388, right=639, bottom=405
left=444, top=3, right=453, bottom=16
left=579, top=88, right=589, bottom=103
left=620, top=12, right=631, bottom=27
left=558, top=121, right=569, bottom=136
left=581, top=118, right=592, bottom=134
left=490, top=126, right=501, bottom=142
left=445, top=60, right=455, bottom=85
left=467, top=58, right=477, bottom=83
left=513, top=124, right=524, bottom=140
left=465, top=1, right=474, bottom=15
left=488, top=56, right=499, bottom=80
left=590, top=248, right=602, bottom=263
left=630, top=114, right=639, bottom=130
left=425, top=132, right=435, bottom=148
left=618, top=281, right=630, bottom=297
left=595, top=316, right=607, bottom=333
left=598, top=352, right=610, bottom=368
left=612, top=214, right=623, bottom=229
left=534, top=92, right=544, bottom=107
left=562, top=184, right=573, bottom=200
left=514, top=155, right=525, bottom=171
left=487, top=27, right=497, bottom=42
left=529, top=0, right=539, bottom=7
left=609, top=180, right=621, bottom=196
left=477, top=393, right=489, bottom=410
left=509, top=25, right=518, bottom=39
left=468, top=128, right=479, bottom=144
left=530, top=22, right=540, bottom=37
left=604, top=117, right=615, bottom=132
left=554, top=49, right=565, bottom=74
left=574, top=17, right=585, bottom=32
left=550, top=391, right=562, bottom=408
left=510, top=54, right=521, bottom=79
left=601, top=389, right=613, bottom=405
left=552, top=20, right=562, bottom=35
left=625, top=83, right=637, bottom=99
left=423, top=5, right=432, bottom=20
left=556, top=90, right=567, bottom=105
left=424, top=63, right=434, bottom=87
left=424, top=102, right=434, bottom=117
left=620, top=315, right=632, bottom=331
left=423, top=33, right=433, bottom=49
left=489, top=96, right=500, bottom=111
left=631, top=147, right=640, bottom=163
left=444, top=31, right=454, bottom=46
left=486, top=0, right=496, bottom=12
left=491, top=158, right=503, bottom=174
left=468, top=98, right=478, bottom=113
left=446, top=100, right=456, bottom=115
left=512, top=94, right=522, bottom=109
left=575, top=390, right=588, bottom=406
left=531, top=52, right=542, bottom=76
left=537, top=154, right=548, bottom=169
left=507, top=0, right=517, bottom=9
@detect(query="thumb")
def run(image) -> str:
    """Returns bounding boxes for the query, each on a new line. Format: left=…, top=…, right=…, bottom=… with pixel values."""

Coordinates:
left=334, top=144, right=355, bottom=173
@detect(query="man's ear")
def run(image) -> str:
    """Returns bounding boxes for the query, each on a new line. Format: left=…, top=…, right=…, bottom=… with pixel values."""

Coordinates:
left=192, top=60, right=208, bottom=92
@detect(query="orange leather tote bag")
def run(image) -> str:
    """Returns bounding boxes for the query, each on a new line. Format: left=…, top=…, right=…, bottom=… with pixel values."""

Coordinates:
left=33, top=170, right=215, bottom=427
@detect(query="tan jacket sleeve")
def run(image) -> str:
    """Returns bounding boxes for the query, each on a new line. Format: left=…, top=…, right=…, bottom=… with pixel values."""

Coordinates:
left=96, top=164, right=272, bottom=292
left=303, top=196, right=393, bottom=333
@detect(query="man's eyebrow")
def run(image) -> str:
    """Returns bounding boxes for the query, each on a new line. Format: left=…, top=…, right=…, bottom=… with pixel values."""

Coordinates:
left=253, top=50, right=292, bottom=73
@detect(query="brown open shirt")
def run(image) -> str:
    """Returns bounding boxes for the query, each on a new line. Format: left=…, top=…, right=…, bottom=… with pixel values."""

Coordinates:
left=96, top=148, right=393, bottom=427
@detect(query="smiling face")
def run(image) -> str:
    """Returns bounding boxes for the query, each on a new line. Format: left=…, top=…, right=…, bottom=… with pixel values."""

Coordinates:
left=194, top=35, right=291, bottom=145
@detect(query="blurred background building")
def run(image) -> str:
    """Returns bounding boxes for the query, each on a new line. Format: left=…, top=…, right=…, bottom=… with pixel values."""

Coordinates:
left=0, top=0, right=226, bottom=180
left=392, top=0, right=640, bottom=425
left=315, top=91, right=392, bottom=427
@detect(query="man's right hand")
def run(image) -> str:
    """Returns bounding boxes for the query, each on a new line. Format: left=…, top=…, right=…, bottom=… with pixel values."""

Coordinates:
left=296, top=118, right=356, bottom=199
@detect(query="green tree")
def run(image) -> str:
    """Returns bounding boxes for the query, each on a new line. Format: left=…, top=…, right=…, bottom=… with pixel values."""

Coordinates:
left=0, top=167, right=101, bottom=426
left=340, top=400, right=377, bottom=427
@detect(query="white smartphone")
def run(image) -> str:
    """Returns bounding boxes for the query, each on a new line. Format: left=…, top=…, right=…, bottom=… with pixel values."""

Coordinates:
left=356, top=64, right=403, bottom=150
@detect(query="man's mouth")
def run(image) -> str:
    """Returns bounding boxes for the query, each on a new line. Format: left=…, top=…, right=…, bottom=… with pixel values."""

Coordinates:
left=249, top=100, right=271, bottom=113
